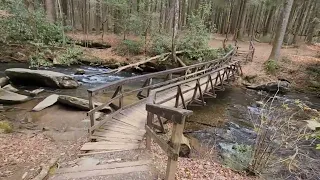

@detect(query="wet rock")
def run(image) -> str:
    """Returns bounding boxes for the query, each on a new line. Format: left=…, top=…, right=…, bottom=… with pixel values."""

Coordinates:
left=255, top=101, right=264, bottom=107
left=3, top=84, right=18, bottom=93
left=74, top=69, right=85, bottom=75
left=180, top=135, right=191, bottom=157
left=58, top=95, right=112, bottom=113
left=5, top=68, right=79, bottom=89
left=0, top=77, right=9, bottom=87
left=23, top=88, right=44, bottom=97
left=0, top=88, right=30, bottom=104
left=32, top=94, right=59, bottom=111
left=107, top=62, right=121, bottom=69
left=246, top=80, right=290, bottom=93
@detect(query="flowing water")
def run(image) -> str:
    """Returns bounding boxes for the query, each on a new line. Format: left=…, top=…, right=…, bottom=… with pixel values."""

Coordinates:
left=0, top=63, right=140, bottom=98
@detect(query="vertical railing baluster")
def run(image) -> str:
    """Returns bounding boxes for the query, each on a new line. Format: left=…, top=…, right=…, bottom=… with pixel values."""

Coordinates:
left=146, top=112, right=154, bottom=150
left=147, top=78, right=153, bottom=97
left=88, top=91, right=95, bottom=136
left=175, top=86, right=180, bottom=108
left=119, top=85, right=123, bottom=109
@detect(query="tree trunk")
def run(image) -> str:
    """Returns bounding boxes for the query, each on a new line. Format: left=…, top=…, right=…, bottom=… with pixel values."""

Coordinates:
left=292, top=2, right=307, bottom=44
left=172, top=0, right=179, bottom=63
left=263, top=6, right=275, bottom=37
left=95, top=0, right=101, bottom=34
left=61, top=0, right=68, bottom=25
left=180, top=0, right=186, bottom=28
left=269, top=0, right=294, bottom=61
left=306, top=0, right=319, bottom=44
left=45, top=0, right=55, bottom=23
left=238, top=0, right=248, bottom=39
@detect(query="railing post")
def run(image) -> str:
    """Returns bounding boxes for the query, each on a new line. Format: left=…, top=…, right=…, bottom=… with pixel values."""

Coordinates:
left=165, top=116, right=186, bottom=180
left=166, top=73, right=173, bottom=80
left=147, top=78, right=153, bottom=97
left=119, top=85, right=123, bottom=108
left=146, top=112, right=154, bottom=150
left=88, top=91, right=95, bottom=136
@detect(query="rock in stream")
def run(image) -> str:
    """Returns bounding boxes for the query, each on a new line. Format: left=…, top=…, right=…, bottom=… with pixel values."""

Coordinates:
left=5, top=68, right=79, bottom=89
left=0, top=88, right=30, bottom=104
left=0, top=77, right=9, bottom=87
left=246, top=80, right=291, bottom=93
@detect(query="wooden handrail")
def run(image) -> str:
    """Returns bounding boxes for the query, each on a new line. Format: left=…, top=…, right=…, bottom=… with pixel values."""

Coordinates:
left=87, top=48, right=236, bottom=95
left=146, top=104, right=192, bottom=124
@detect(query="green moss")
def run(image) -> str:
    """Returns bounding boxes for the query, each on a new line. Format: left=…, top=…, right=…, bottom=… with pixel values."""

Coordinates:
left=0, top=121, right=13, bottom=133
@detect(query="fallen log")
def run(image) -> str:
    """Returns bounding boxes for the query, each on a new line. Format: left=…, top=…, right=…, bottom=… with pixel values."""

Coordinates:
left=75, top=40, right=111, bottom=49
left=87, top=50, right=184, bottom=77
left=176, top=56, right=187, bottom=67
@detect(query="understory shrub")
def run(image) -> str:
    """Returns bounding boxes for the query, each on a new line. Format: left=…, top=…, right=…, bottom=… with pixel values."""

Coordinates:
left=221, top=143, right=253, bottom=172
left=116, top=39, right=142, bottom=56
left=56, top=46, right=83, bottom=66
left=249, top=96, right=320, bottom=178
left=150, top=34, right=171, bottom=56
left=29, top=52, right=53, bottom=68
left=265, top=59, right=279, bottom=74
left=178, top=14, right=210, bottom=52
left=0, top=0, right=64, bottom=44
left=29, top=46, right=82, bottom=67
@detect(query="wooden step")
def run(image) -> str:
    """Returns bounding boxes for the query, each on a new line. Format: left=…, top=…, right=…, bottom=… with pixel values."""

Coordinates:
left=80, top=142, right=139, bottom=151
left=53, top=160, right=150, bottom=179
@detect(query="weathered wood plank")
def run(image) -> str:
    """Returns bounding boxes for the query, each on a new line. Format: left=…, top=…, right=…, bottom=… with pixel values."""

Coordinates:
left=53, top=165, right=149, bottom=179
left=56, top=160, right=151, bottom=174
left=93, top=131, right=143, bottom=140
left=80, top=143, right=139, bottom=151
left=78, top=149, right=133, bottom=157
left=90, top=136, right=140, bottom=143
left=97, top=127, right=145, bottom=136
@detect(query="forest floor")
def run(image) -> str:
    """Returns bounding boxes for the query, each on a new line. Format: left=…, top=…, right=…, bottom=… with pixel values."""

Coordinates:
left=0, top=33, right=319, bottom=180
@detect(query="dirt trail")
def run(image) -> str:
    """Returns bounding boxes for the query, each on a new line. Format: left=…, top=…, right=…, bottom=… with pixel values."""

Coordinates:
left=209, top=35, right=320, bottom=89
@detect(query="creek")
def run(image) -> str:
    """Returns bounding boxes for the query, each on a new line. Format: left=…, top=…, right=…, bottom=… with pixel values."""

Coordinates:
left=186, top=87, right=320, bottom=178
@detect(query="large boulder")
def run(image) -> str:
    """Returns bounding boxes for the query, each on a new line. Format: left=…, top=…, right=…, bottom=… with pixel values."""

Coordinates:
left=246, top=80, right=290, bottom=93
left=5, top=68, right=79, bottom=89
left=0, top=88, right=30, bottom=104
left=58, top=95, right=112, bottom=113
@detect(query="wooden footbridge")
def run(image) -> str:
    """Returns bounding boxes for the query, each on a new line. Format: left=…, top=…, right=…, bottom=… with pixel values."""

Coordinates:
left=53, top=43, right=254, bottom=180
